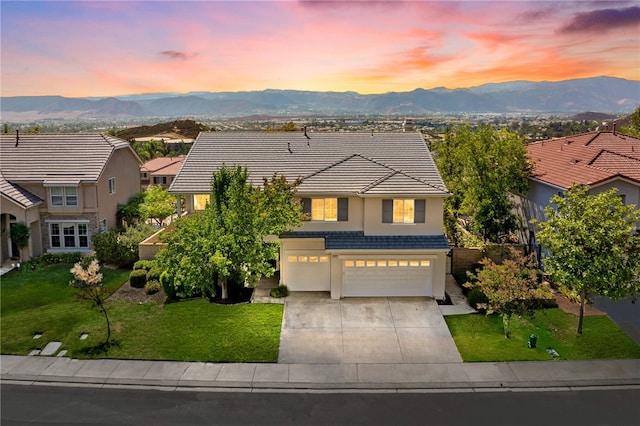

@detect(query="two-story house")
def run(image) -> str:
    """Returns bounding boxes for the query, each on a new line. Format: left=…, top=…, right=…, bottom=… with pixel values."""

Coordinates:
left=515, top=130, right=640, bottom=251
left=0, top=133, right=141, bottom=262
left=169, top=131, right=451, bottom=300
left=140, top=156, right=185, bottom=189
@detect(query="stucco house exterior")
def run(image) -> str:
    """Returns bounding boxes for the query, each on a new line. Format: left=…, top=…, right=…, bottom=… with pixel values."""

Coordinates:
left=140, top=156, right=185, bottom=189
left=0, top=133, right=142, bottom=262
left=515, top=130, right=640, bottom=251
left=169, top=131, right=451, bottom=300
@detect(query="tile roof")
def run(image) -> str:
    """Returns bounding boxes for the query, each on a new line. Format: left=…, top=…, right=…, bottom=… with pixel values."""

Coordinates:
left=527, top=131, right=640, bottom=189
left=170, top=132, right=449, bottom=197
left=0, top=171, right=43, bottom=209
left=0, top=133, right=140, bottom=184
left=141, top=156, right=185, bottom=176
left=280, top=231, right=450, bottom=250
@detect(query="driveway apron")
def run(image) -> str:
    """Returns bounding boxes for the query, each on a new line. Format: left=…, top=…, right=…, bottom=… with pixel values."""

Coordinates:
left=278, top=293, right=462, bottom=364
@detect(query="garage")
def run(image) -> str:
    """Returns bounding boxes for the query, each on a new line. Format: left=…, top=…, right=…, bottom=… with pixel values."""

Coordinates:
left=284, top=250, right=331, bottom=291
left=342, top=256, right=433, bottom=297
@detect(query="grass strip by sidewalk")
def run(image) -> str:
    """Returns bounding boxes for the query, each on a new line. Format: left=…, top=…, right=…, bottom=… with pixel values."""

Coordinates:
left=445, top=309, right=640, bottom=362
left=1, top=264, right=283, bottom=362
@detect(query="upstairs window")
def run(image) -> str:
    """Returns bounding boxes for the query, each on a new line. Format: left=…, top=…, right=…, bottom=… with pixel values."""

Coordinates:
left=382, top=199, right=425, bottom=224
left=108, top=177, right=116, bottom=194
left=50, top=187, right=78, bottom=207
left=301, top=198, right=348, bottom=222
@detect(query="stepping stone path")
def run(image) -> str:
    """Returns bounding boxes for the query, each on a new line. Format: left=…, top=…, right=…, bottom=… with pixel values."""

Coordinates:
left=33, top=333, right=42, bottom=339
left=80, top=333, right=89, bottom=340
left=40, top=341, right=62, bottom=356
left=28, top=350, right=41, bottom=356
left=57, top=350, right=68, bottom=357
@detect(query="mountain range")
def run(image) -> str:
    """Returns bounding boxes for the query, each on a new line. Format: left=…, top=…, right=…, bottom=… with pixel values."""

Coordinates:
left=2, top=76, right=638, bottom=121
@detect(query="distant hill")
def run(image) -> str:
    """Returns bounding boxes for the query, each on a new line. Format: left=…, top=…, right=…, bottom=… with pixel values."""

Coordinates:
left=116, top=119, right=208, bottom=140
left=2, top=76, right=638, bottom=121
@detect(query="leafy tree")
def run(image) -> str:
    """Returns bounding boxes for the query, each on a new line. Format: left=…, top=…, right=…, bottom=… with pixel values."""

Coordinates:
left=133, top=139, right=167, bottom=162
left=535, top=185, right=640, bottom=334
left=69, top=259, right=111, bottom=344
left=434, top=125, right=531, bottom=243
left=139, top=185, right=176, bottom=226
left=9, top=222, right=30, bottom=262
left=465, top=248, right=551, bottom=338
left=158, top=165, right=302, bottom=300
left=621, top=105, right=640, bottom=138
left=117, top=192, right=145, bottom=226
left=93, top=223, right=156, bottom=267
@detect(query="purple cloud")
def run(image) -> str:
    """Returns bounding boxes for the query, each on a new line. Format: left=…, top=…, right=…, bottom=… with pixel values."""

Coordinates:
left=160, top=50, right=189, bottom=60
left=559, top=6, right=640, bottom=33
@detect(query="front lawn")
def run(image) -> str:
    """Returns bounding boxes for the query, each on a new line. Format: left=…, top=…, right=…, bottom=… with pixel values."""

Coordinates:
left=0, top=264, right=283, bottom=362
left=445, top=309, right=640, bottom=362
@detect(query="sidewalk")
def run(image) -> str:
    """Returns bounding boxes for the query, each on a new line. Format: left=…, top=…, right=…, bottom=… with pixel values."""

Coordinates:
left=2, top=355, right=639, bottom=390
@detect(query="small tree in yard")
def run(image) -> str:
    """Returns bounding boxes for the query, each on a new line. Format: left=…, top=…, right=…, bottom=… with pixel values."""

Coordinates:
left=139, top=185, right=176, bottom=226
left=535, top=184, right=640, bottom=335
left=69, top=259, right=111, bottom=344
left=465, top=248, right=551, bottom=338
left=9, top=222, right=30, bottom=262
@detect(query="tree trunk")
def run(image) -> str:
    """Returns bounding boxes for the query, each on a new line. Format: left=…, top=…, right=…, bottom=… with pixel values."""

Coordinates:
left=577, top=290, right=585, bottom=335
left=220, top=277, right=228, bottom=300
left=502, top=313, right=511, bottom=338
left=99, top=301, right=111, bottom=343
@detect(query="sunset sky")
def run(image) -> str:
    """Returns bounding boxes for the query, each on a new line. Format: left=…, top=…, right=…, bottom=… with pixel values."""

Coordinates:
left=2, top=1, right=639, bottom=97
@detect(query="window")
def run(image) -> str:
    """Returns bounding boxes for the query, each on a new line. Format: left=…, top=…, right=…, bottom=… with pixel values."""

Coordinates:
left=194, top=194, right=210, bottom=210
left=99, top=219, right=107, bottom=233
left=49, top=222, right=89, bottom=249
left=301, top=198, right=348, bottom=221
left=394, top=199, right=414, bottom=223
left=50, top=187, right=78, bottom=207
left=382, top=199, right=425, bottom=223
left=108, top=177, right=116, bottom=194
left=311, top=198, right=337, bottom=221
left=153, top=176, right=168, bottom=185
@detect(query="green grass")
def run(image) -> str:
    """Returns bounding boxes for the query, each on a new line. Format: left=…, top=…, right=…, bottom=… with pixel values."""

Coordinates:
left=445, top=309, right=640, bottom=362
left=1, top=264, right=283, bottom=362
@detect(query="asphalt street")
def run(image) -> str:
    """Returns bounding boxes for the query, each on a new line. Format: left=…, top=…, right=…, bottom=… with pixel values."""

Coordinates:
left=2, top=384, right=639, bottom=425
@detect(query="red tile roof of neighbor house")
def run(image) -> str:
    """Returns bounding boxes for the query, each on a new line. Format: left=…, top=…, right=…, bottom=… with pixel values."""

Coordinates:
left=527, top=131, right=640, bottom=189
left=141, top=157, right=185, bottom=176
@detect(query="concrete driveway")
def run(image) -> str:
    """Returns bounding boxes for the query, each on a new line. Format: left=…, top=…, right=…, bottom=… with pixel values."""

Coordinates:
left=278, top=293, right=462, bottom=364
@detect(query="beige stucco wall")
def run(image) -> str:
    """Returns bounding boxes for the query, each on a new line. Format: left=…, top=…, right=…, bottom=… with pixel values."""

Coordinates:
left=363, top=197, right=444, bottom=235
left=96, top=147, right=142, bottom=230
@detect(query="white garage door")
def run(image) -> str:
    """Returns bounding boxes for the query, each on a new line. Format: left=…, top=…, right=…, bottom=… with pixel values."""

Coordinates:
left=284, top=250, right=331, bottom=291
left=342, top=257, right=432, bottom=297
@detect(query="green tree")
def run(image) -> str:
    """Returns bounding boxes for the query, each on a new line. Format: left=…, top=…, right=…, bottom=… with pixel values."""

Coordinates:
left=465, top=248, right=550, bottom=338
left=621, top=105, right=640, bottom=138
left=133, top=139, right=167, bottom=162
left=434, top=125, right=531, bottom=243
left=69, top=259, right=111, bottom=344
left=535, top=185, right=640, bottom=334
left=139, top=185, right=176, bottom=226
left=9, top=222, right=30, bottom=262
left=158, top=165, right=302, bottom=300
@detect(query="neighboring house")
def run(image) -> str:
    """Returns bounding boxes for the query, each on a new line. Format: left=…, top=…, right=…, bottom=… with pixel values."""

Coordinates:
left=0, top=133, right=141, bottom=262
left=516, top=130, right=640, bottom=251
left=140, top=156, right=185, bottom=189
left=169, top=131, right=451, bottom=300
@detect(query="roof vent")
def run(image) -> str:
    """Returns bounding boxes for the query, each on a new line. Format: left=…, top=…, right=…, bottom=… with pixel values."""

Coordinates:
left=287, top=142, right=292, bottom=154
left=569, top=158, right=579, bottom=165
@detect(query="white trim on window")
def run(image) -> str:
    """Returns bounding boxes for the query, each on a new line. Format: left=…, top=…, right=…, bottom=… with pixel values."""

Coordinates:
left=48, top=221, right=90, bottom=249
left=49, top=186, right=78, bottom=207
left=108, top=177, right=116, bottom=195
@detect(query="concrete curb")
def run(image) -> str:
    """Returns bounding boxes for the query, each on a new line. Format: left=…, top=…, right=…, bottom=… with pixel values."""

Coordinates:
left=2, top=355, right=639, bottom=392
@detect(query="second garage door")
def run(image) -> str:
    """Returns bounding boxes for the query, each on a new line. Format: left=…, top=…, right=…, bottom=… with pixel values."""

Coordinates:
left=342, top=257, right=432, bottom=297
